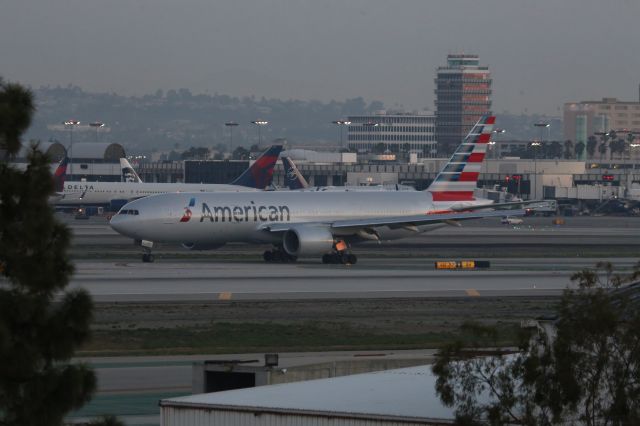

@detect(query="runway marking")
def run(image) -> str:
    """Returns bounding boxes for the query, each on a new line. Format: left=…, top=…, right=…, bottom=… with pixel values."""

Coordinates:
left=218, top=292, right=233, bottom=300
left=465, top=289, right=480, bottom=297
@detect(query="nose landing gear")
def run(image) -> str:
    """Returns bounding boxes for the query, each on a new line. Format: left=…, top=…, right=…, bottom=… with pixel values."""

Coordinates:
left=140, top=240, right=155, bottom=263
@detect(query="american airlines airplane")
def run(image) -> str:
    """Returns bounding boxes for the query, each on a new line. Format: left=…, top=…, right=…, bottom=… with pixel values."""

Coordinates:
left=53, top=145, right=283, bottom=208
left=110, top=116, right=525, bottom=264
left=281, top=156, right=416, bottom=192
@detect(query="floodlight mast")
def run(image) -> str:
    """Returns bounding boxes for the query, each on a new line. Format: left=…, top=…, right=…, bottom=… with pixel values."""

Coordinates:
left=63, top=120, right=80, bottom=178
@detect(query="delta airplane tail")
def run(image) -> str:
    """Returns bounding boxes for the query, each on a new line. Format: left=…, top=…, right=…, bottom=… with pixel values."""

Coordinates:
left=231, top=145, right=283, bottom=189
left=53, top=156, right=69, bottom=193
left=282, top=157, right=309, bottom=190
left=120, top=158, right=143, bottom=183
left=427, top=116, right=494, bottom=202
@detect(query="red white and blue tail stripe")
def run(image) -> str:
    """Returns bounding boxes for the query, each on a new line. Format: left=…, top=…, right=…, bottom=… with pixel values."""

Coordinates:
left=428, top=116, right=494, bottom=202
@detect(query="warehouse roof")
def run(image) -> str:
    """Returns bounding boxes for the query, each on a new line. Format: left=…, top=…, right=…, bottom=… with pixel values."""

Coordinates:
left=161, top=365, right=454, bottom=423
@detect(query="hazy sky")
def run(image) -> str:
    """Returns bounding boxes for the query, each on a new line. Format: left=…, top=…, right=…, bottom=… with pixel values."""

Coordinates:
left=1, top=0, right=639, bottom=115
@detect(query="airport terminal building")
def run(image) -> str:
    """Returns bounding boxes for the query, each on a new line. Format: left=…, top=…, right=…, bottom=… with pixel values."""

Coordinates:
left=347, top=111, right=437, bottom=158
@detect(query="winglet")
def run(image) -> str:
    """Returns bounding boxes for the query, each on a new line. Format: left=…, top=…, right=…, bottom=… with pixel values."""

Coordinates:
left=282, top=157, right=309, bottom=190
left=53, top=156, right=69, bottom=192
left=231, top=145, right=283, bottom=189
left=427, top=116, right=495, bottom=202
left=120, top=158, right=143, bottom=183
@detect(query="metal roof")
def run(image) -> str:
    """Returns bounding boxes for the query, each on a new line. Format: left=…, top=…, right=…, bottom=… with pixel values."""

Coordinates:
left=68, top=143, right=125, bottom=160
left=161, top=365, right=454, bottom=422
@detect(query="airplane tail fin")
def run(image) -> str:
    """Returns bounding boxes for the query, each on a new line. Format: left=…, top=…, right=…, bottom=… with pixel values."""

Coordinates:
left=231, top=145, right=283, bottom=189
left=120, top=158, right=143, bottom=183
left=53, top=156, right=69, bottom=193
left=427, top=116, right=495, bottom=202
left=282, top=157, right=309, bottom=190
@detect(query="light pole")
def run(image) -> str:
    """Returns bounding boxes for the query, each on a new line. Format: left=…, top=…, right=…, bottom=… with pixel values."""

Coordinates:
left=225, top=122, right=239, bottom=155
left=250, top=120, right=269, bottom=147
left=332, top=120, right=351, bottom=150
left=491, top=128, right=505, bottom=160
left=362, top=122, right=379, bottom=153
left=63, top=120, right=80, bottom=178
left=530, top=141, right=542, bottom=200
left=89, top=121, right=104, bottom=142
left=534, top=122, right=550, bottom=143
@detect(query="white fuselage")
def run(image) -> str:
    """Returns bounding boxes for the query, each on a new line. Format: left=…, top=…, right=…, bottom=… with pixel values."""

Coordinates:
left=110, top=190, right=492, bottom=246
left=55, top=181, right=260, bottom=206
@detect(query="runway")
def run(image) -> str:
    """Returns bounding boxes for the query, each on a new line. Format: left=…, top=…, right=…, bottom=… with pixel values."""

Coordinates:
left=68, top=257, right=638, bottom=302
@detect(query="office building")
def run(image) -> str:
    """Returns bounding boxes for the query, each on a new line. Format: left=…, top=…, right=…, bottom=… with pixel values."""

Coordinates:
left=435, top=54, right=492, bottom=155
left=564, top=98, right=640, bottom=154
left=346, top=111, right=436, bottom=158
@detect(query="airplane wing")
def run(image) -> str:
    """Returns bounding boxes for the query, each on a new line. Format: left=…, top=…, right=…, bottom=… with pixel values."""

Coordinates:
left=449, top=200, right=541, bottom=212
left=330, top=209, right=524, bottom=229
left=261, top=209, right=525, bottom=233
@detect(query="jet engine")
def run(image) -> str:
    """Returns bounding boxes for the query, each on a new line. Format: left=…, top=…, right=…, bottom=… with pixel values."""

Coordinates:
left=182, top=242, right=226, bottom=250
left=282, top=226, right=334, bottom=257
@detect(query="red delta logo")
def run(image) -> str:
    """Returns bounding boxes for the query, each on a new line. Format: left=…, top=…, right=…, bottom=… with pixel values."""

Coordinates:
left=180, top=197, right=196, bottom=222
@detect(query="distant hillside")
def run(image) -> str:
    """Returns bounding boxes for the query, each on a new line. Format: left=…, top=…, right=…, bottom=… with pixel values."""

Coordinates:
left=26, top=86, right=384, bottom=154
left=25, top=86, right=562, bottom=154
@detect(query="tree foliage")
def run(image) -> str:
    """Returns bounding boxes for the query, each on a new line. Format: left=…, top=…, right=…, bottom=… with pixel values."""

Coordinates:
left=0, top=79, right=96, bottom=425
left=180, top=146, right=210, bottom=160
left=574, top=141, right=586, bottom=159
left=232, top=146, right=250, bottom=160
left=433, top=262, right=640, bottom=425
left=587, top=136, right=598, bottom=159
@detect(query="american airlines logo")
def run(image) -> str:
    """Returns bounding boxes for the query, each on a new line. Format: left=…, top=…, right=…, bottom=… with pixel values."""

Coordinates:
left=180, top=197, right=196, bottom=222
left=200, top=201, right=290, bottom=223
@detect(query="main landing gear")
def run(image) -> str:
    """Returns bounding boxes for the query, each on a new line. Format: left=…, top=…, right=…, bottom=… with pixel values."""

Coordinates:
left=322, top=240, right=357, bottom=265
left=263, top=246, right=297, bottom=263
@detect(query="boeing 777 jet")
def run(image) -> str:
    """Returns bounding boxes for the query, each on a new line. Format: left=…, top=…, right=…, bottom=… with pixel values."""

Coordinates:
left=110, top=117, right=525, bottom=263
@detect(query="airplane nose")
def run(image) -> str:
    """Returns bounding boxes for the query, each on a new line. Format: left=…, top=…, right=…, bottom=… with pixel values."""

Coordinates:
left=109, top=214, right=125, bottom=233
left=109, top=212, right=134, bottom=237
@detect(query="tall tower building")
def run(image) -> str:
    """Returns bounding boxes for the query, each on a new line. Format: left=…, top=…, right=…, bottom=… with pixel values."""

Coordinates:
left=435, top=54, right=492, bottom=155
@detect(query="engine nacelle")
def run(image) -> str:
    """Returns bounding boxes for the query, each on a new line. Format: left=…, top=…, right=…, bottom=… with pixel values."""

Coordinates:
left=182, top=242, right=226, bottom=251
left=282, top=226, right=334, bottom=257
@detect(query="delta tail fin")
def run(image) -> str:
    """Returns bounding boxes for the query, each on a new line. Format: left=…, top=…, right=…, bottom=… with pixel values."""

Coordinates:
left=427, top=116, right=495, bottom=202
left=120, top=158, right=143, bottom=183
left=282, top=157, right=309, bottom=190
left=53, top=156, right=69, bottom=193
left=231, top=145, right=283, bottom=189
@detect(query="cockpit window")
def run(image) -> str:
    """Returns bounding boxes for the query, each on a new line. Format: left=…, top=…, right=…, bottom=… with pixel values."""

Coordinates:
left=118, top=209, right=139, bottom=215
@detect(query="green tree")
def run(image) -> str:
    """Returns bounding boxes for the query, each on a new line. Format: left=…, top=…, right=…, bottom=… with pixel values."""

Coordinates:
left=180, top=146, right=210, bottom=160
left=563, top=140, right=574, bottom=159
left=586, top=136, right=598, bottom=159
left=574, top=140, right=586, bottom=159
left=610, top=138, right=626, bottom=160
left=598, top=141, right=608, bottom=159
left=548, top=141, right=563, bottom=159
left=0, top=79, right=96, bottom=425
left=433, top=262, right=640, bottom=425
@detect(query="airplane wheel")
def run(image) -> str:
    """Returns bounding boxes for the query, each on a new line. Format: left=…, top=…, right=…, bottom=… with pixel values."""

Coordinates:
left=263, top=250, right=273, bottom=262
left=322, top=254, right=331, bottom=264
left=347, top=254, right=357, bottom=265
left=142, top=253, right=154, bottom=263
